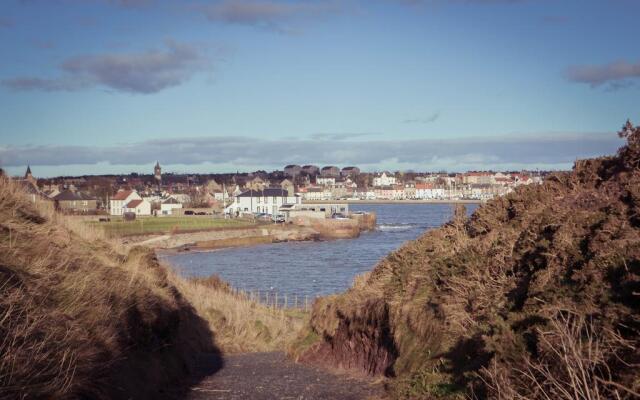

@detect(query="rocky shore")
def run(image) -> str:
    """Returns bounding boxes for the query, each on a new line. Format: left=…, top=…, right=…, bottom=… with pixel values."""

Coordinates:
left=126, top=212, right=377, bottom=252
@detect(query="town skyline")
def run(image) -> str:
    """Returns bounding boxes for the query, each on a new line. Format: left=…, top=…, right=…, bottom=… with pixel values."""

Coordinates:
left=1, top=0, right=639, bottom=176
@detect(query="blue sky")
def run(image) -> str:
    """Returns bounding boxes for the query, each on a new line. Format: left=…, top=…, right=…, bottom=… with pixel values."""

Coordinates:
left=1, top=0, right=639, bottom=177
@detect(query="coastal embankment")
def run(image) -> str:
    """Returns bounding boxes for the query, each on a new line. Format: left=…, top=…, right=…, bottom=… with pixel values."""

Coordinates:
left=309, top=199, right=482, bottom=205
left=127, top=212, right=377, bottom=252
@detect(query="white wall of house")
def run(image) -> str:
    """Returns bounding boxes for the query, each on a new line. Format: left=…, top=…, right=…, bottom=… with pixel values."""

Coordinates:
left=227, top=193, right=300, bottom=215
left=109, top=191, right=142, bottom=216
left=160, top=203, right=183, bottom=215
left=415, top=188, right=446, bottom=199
left=303, top=190, right=332, bottom=201
left=316, top=177, right=335, bottom=186
left=373, top=172, right=396, bottom=187
left=124, top=200, right=151, bottom=216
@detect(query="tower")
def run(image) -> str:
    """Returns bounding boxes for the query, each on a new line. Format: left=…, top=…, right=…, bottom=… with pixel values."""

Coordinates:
left=154, top=161, right=161, bottom=185
left=24, top=165, right=36, bottom=186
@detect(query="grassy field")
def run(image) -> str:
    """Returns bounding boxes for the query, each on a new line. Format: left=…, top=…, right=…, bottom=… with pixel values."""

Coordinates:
left=90, top=216, right=255, bottom=237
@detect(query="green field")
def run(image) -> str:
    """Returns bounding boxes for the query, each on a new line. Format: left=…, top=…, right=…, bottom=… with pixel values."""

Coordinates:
left=90, top=216, right=255, bottom=237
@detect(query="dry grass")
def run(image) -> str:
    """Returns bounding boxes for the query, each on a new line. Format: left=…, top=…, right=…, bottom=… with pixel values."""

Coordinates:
left=293, top=121, right=640, bottom=399
left=170, top=273, right=306, bottom=353
left=0, top=178, right=217, bottom=399
left=480, top=310, right=639, bottom=400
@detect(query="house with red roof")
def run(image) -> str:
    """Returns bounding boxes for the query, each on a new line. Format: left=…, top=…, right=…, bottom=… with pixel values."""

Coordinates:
left=123, top=198, right=151, bottom=216
left=109, top=189, right=142, bottom=216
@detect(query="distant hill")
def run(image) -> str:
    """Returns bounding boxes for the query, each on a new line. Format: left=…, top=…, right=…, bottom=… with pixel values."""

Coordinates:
left=292, top=120, right=640, bottom=399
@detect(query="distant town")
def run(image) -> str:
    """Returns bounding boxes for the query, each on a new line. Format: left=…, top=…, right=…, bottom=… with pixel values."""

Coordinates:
left=6, top=163, right=548, bottom=217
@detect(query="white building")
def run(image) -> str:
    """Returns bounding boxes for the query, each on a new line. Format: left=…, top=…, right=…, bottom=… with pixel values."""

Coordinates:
left=373, top=172, right=396, bottom=187
left=415, top=186, right=446, bottom=199
left=302, top=187, right=333, bottom=201
left=316, top=177, right=335, bottom=187
left=226, top=188, right=300, bottom=216
left=110, top=190, right=142, bottom=216
left=160, top=198, right=183, bottom=215
left=123, top=199, right=152, bottom=216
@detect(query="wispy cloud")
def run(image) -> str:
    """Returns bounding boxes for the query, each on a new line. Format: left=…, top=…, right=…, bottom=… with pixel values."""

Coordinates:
left=565, top=60, right=640, bottom=90
left=2, top=40, right=208, bottom=94
left=404, top=111, right=440, bottom=124
left=0, top=132, right=622, bottom=173
left=198, top=0, right=341, bottom=32
left=309, top=132, right=380, bottom=141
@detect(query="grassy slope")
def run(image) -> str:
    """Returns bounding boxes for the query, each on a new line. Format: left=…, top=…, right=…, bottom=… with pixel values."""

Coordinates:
left=0, top=180, right=304, bottom=399
left=90, top=216, right=253, bottom=237
left=292, top=123, right=640, bottom=399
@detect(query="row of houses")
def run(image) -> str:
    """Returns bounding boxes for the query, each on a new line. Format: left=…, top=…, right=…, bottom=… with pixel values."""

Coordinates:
left=283, top=164, right=360, bottom=178
left=109, top=189, right=184, bottom=216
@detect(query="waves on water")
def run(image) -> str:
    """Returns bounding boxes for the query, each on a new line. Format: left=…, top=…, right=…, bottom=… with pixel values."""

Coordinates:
left=376, top=223, right=418, bottom=232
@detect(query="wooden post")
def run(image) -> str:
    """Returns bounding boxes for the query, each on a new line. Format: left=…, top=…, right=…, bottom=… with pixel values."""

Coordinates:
left=305, top=295, right=308, bottom=311
left=275, top=292, right=279, bottom=309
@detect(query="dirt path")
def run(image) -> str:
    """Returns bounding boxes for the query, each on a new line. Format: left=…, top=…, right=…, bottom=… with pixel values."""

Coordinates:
left=179, top=352, right=387, bottom=400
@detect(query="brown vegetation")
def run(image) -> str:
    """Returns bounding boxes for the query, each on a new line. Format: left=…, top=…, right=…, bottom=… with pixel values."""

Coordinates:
left=0, top=178, right=217, bottom=399
left=291, top=120, right=640, bottom=399
left=0, top=178, right=304, bottom=399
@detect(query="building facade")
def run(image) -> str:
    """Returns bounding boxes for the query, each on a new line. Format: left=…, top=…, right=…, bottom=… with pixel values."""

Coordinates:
left=226, top=188, right=300, bottom=216
left=109, top=190, right=142, bottom=216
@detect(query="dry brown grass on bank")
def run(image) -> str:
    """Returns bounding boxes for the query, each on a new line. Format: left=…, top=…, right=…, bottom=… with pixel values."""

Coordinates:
left=0, top=178, right=216, bottom=400
left=170, top=273, right=306, bottom=353
left=292, top=120, right=640, bottom=399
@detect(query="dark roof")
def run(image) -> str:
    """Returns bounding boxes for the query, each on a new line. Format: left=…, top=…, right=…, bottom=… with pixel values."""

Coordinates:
left=321, top=166, right=338, bottom=170
left=112, top=190, right=134, bottom=200
left=341, top=166, right=358, bottom=170
left=302, top=165, right=318, bottom=169
left=284, top=164, right=301, bottom=169
left=237, top=188, right=289, bottom=198
left=53, top=190, right=82, bottom=201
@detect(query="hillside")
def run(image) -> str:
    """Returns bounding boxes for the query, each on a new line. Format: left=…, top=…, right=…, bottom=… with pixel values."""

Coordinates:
left=0, top=177, right=305, bottom=399
left=0, top=179, right=221, bottom=399
left=292, top=121, right=640, bottom=399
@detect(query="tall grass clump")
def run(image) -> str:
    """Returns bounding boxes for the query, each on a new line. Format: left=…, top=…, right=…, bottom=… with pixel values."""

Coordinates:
left=0, top=178, right=216, bottom=400
left=169, top=274, right=306, bottom=353
left=292, top=120, right=640, bottom=399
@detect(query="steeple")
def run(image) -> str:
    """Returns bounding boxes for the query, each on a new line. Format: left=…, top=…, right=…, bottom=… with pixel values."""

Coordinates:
left=154, top=161, right=162, bottom=186
left=25, top=165, right=32, bottom=179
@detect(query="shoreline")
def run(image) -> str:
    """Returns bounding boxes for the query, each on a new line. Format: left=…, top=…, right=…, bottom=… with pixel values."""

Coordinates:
left=305, top=199, right=483, bottom=205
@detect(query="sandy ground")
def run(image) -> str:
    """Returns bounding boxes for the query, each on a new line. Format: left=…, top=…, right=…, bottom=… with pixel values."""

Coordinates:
left=174, top=352, right=387, bottom=400
left=123, top=225, right=318, bottom=250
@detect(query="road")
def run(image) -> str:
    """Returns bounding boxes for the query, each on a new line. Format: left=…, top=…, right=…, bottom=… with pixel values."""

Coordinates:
left=177, top=352, right=387, bottom=400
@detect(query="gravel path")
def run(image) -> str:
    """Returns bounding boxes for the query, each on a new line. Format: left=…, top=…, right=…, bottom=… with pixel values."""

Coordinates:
left=180, top=352, right=386, bottom=400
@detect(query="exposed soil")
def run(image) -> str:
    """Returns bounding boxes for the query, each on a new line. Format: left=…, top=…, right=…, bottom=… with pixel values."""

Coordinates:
left=179, top=352, right=387, bottom=400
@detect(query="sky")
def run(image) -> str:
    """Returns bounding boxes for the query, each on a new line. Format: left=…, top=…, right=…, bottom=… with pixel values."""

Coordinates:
left=1, top=0, right=639, bottom=177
